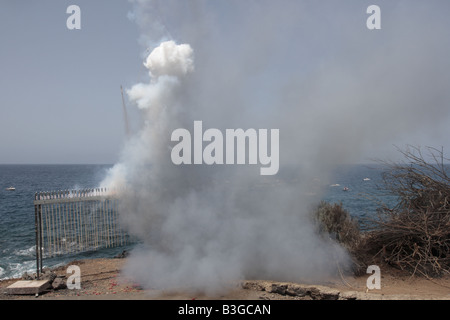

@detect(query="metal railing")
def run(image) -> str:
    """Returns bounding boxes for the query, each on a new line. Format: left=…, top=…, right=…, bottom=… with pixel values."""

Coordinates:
left=34, top=188, right=129, bottom=278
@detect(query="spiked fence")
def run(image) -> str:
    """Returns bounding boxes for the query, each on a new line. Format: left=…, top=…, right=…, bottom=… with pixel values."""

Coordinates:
left=34, top=188, right=129, bottom=278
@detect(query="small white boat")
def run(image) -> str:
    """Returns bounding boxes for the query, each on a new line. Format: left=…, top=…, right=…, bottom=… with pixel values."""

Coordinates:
left=5, top=186, right=15, bottom=191
left=363, top=178, right=371, bottom=181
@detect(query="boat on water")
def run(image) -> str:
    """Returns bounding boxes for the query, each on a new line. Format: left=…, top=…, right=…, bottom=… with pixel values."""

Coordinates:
left=363, top=178, right=371, bottom=181
left=343, top=187, right=349, bottom=191
left=5, top=186, right=15, bottom=191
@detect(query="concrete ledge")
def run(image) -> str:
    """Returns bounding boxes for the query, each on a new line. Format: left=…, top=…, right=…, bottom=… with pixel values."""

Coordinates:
left=6, top=280, right=51, bottom=295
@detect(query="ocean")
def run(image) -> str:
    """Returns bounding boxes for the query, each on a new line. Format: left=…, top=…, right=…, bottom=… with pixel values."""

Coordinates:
left=0, top=164, right=395, bottom=280
left=0, top=165, right=129, bottom=280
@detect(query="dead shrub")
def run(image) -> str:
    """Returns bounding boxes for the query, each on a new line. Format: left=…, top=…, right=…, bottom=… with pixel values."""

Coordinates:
left=362, top=146, right=450, bottom=277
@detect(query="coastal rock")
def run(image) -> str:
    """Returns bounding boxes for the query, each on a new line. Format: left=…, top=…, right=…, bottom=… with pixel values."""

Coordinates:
left=310, top=285, right=340, bottom=300
left=267, top=283, right=287, bottom=295
left=21, top=272, right=35, bottom=280
left=51, top=277, right=67, bottom=290
left=41, top=271, right=57, bottom=283
left=114, top=250, right=129, bottom=259
left=242, top=280, right=342, bottom=300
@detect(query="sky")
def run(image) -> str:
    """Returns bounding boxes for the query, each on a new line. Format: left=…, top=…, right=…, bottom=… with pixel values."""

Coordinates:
left=0, top=0, right=450, bottom=165
left=0, top=1, right=141, bottom=164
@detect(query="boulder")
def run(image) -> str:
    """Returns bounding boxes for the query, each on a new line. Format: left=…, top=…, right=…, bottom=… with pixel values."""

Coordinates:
left=51, top=277, right=67, bottom=290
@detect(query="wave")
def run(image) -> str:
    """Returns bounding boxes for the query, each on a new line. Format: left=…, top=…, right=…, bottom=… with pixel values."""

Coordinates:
left=14, top=246, right=35, bottom=257
left=0, top=260, right=35, bottom=280
left=14, top=245, right=56, bottom=259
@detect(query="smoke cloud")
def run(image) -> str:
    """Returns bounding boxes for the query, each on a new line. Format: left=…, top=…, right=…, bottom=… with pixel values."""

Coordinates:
left=101, top=0, right=450, bottom=293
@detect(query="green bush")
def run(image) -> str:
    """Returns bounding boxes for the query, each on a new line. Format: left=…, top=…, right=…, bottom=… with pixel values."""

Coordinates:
left=312, top=201, right=361, bottom=252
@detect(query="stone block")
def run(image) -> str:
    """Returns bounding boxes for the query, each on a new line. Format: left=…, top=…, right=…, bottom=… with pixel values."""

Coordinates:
left=6, top=280, right=51, bottom=295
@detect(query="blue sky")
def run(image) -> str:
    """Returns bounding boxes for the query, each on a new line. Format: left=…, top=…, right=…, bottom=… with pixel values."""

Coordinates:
left=1, top=0, right=450, bottom=164
left=0, top=1, right=141, bottom=164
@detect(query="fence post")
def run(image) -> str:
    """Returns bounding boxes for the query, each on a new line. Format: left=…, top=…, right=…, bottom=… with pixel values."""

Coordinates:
left=39, top=200, right=43, bottom=276
left=34, top=192, right=41, bottom=279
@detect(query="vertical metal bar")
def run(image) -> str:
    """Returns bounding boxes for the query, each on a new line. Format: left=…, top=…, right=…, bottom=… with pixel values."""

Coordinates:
left=56, top=191, right=61, bottom=254
left=116, top=197, right=121, bottom=246
left=101, top=190, right=106, bottom=247
left=112, top=197, right=117, bottom=247
left=81, top=190, right=86, bottom=251
left=105, top=188, right=111, bottom=247
left=68, top=191, right=73, bottom=254
left=94, top=189, right=99, bottom=249
left=51, top=192, right=55, bottom=256
left=88, top=190, right=91, bottom=248
left=55, top=192, right=59, bottom=255
left=73, top=191, right=78, bottom=252
left=63, top=190, right=68, bottom=254
left=39, top=202, right=43, bottom=275
left=45, top=196, right=50, bottom=257
left=78, top=191, right=83, bottom=252
left=84, top=190, right=88, bottom=250
left=34, top=193, right=40, bottom=279
left=76, top=191, right=81, bottom=251
left=94, top=189, right=97, bottom=249
left=57, top=191, right=62, bottom=254
left=89, top=189, right=93, bottom=250
left=105, top=193, right=109, bottom=248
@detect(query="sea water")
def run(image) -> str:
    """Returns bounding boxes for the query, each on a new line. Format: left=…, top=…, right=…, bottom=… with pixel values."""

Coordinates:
left=0, top=165, right=133, bottom=279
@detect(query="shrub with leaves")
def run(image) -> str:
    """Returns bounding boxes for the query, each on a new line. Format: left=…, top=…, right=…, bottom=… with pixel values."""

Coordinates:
left=311, top=201, right=367, bottom=275
left=312, top=201, right=361, bottom=251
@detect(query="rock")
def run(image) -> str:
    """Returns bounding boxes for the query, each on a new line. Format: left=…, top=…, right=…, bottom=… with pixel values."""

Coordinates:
left=242, top=280, right=344, bottom=300
left=51, top=277, right=67, bottom=290
left=286, top=284, right=309, bottom=297
left=22, top=272, right=31, bottom=280
left=41, top=271, right=57, bottom=283
left=42, top=267, right=51, bottom=274
left=240, top=281, right=265, bottom=291
left=339, top=291, right=359, bottom=300
left=267, top=283, right=288, bottom=295
left=22, top=272, right=39, bottom=280
left=114, top=250, right=129, bottom=259
left=313, top=286, right=340, bottom=300
left=308, top=287, right=322, bottom=300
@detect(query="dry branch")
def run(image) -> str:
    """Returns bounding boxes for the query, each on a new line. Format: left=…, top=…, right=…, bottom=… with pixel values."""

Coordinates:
left=362, top=146, right=450, bottom=277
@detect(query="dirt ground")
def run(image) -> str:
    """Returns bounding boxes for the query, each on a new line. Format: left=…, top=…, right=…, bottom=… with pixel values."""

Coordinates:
left=0, top=258, right=449, bottom=300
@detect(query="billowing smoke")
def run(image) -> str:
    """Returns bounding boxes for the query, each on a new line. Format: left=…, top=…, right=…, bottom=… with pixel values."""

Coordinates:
left=101, top=0, right=450, bottom=293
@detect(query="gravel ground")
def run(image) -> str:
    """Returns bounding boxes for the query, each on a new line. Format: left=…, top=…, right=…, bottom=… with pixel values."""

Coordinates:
left=1, top=258, right=449, bottom=300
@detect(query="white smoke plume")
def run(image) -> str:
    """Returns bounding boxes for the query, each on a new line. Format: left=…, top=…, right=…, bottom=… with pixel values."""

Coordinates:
left=101, top=0, right=450, bottom=293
